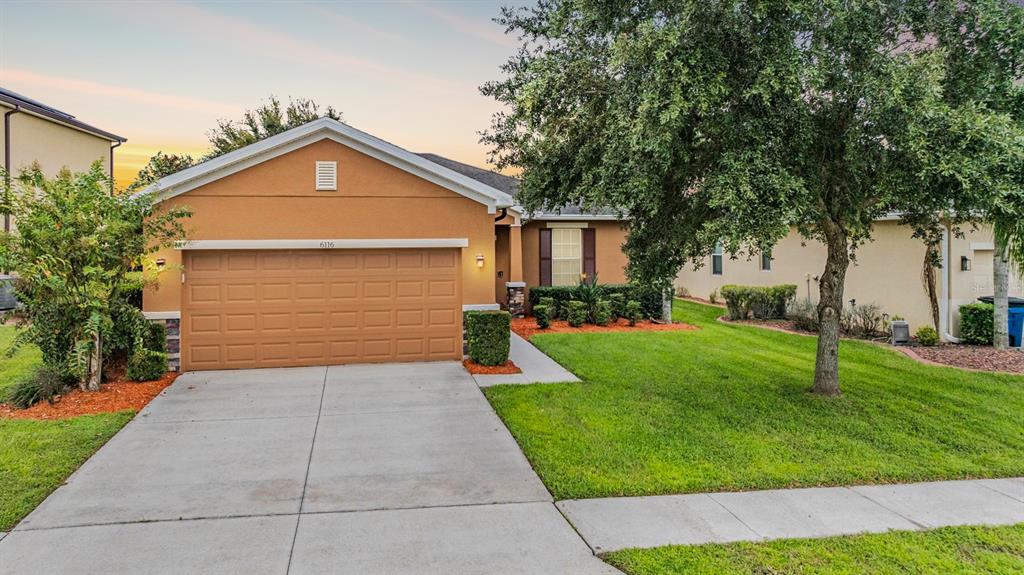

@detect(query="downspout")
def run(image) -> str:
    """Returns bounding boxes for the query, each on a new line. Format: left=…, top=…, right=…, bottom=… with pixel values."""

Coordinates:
left=109, top=140, right=122, bottom=193
left=3, top=105, right=21, bottom=233
left=493, top=207, right=508, bottom=222
left=941, top=222, right=960, bottom=343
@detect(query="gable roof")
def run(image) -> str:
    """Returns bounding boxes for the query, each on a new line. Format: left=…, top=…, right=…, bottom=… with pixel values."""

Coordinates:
left=141, top=118, right=515, bottom=214
left=0, top=86, right=126, bottom=143
left=414, top=152, right=622, bottom=221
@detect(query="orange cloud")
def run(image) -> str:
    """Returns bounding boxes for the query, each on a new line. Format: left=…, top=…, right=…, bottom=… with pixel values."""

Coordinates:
left=2, top=69, right=240, bottom=116
left=412, top=2, right=519, bottom=48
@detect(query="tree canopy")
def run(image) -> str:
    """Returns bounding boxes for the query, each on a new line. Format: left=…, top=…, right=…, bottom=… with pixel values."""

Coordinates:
left=483, top=0, right=1024, bottom=394
left=129, top=96, right=341, bottom=191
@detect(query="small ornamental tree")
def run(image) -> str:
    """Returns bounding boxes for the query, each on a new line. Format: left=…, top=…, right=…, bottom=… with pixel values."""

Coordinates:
left=0, top=163, right=190, bottom=390
left=483, top=0, right=1024, bottom=395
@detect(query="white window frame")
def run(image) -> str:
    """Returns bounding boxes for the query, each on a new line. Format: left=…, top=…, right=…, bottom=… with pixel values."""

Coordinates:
left=712, top=242, right=723, bottom=276
left=315, top=161, right=337, bottom=191
left=551, top=227, right=583, bottom=286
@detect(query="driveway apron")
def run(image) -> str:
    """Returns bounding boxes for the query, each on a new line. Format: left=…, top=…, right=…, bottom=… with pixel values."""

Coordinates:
left=0, top=362, right=617, bottom=575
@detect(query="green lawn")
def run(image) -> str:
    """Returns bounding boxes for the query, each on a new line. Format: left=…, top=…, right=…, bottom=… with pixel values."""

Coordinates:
left=605, top=524, right=1024, bottom=574
left=0, top=325, right=41, bottom=397
left=484, top=300, right=1024, bottom=499
left=0, top=412, right=133, bottom=530
left=0, top=325, right=132, bottom=532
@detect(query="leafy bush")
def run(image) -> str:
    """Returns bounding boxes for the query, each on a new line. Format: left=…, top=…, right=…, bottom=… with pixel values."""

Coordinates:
left=537, top=296, right=557, bottom=319
left=960, top=303, right=994, bottom=345
left=5, top=365, right=70, bottom=409
left=530, top=283, right=660, bottom=319
left=787, top=298, right=819, bottom=332
left=625, top=301, right=643, bottom=326
left=533, top=304, right=552, bottom=329
left=607, top=293, right=626, bottom=318
left=575, top=274, right=605, bottom=322
left=593, top=300, right=613, bottom=326
left=127, top=349, right=167, bottom=382
left=916, top=326, right=939, bottom=346
left=850, top=303, right=885, bottom=336
left=106, top=299, right=150, bottom=360
left=721, top=284, right=797, bottom=320
left=465, top=310, right=511, bottom=366
left=144, top=322, right=168, bottom=353
left=709, top=290, right=719, bottom=304
left=565, top=301, right=587, bottom=327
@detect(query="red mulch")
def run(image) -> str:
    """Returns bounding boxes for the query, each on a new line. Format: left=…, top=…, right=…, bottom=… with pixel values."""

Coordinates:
left=462, top=359, right=522, bottom=374
left=902, top=345, right=1024, bottom=375
left=0, top=371, right=178, bottom=420
left=512, top=317, right=697, bottom=340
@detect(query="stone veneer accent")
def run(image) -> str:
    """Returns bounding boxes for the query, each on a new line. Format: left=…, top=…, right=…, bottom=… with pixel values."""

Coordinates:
left=146, top=317, right=181, bottom=371
left=506, top=282, right=526, bottom=318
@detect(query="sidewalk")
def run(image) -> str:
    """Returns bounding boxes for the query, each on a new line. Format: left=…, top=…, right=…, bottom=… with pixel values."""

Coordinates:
left=473, top=333, right=581, bottom=387
left=558, top=477, right=1024, bottom=553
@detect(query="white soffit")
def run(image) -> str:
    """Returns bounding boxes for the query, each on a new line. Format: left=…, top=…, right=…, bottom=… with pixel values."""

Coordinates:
left=175, top=238, right=470, bottom=250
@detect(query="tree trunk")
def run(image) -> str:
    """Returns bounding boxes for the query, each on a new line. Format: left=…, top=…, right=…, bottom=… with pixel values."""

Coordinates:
left=813, top=223, right=850, bottom=396
left=994, top=243, right=1010, bottom=350
left=662, top=287, right=673, bottom=323
left=86, top=332, right=102, bottom=391
left=923, top=243, right=941, bottom=333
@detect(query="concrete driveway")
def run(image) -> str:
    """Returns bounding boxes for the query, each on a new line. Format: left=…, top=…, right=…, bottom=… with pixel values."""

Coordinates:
left=0, top=363, right=618, bottom=575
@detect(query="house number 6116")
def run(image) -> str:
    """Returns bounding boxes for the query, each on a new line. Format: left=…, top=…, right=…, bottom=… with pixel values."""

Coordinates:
left=319, top=241, right=335, bottom=249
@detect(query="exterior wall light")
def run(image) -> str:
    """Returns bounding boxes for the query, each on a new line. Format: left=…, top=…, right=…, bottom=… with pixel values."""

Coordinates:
left=476, top=254, right=485, bottom=268
left=155, top=258, right=166, bottom=268
left=961, top=256, right=971, bottom=271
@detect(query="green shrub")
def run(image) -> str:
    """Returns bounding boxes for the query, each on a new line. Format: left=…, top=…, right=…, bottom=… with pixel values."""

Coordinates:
left=850, top=303, right=885, bottom=336
left=593, top=300, right=613, bottom=326
left=534, top=304, right=552, bottom=329
left=537, top=297, right=557, bottom=319
left=106, top=299, right=150, bottom=359
left=632, top=284, right=664, bottom=319
left=709, top=290, right=719, bottom=304
left=565, top=301, right=587, bottom=327
left=787, top=298, right=819, bottom=332
left=607, top=293, right=626, bottom=318
left=144, top=322, right=167, bottom=353
left=5, top=365, right=70, bottom=409
left=916, top=326, right=939, bottom=346
left=530, top=283, right=659, bottom=319
left=625, top=301, right=643, bottom=326
left=127, top=349, right=167, bottom=382
left=721, top=284, right=797, bottom=320
left=960, top=303, right=994, bottom=345
left=465, top=310, right=511, bottom=366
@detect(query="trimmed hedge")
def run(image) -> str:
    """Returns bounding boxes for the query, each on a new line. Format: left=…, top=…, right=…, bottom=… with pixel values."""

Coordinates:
left=625, top=300, right=643, bottom=326
left=534, top=304, right=552, bottom=329
left=466, top=310, right=511, bottom=366
left=127, top=349, right=167, bottom=382
left=721, top=284, right=798, bottom=320
left=565, top=301, right=587, bottom=327
left=960, top=303, right=994, bottom=345
left=593, top=300, right=613, bottom=326
left=529, top=283, right=661, bottom=319
left=916, top=326, right=939, bottom=346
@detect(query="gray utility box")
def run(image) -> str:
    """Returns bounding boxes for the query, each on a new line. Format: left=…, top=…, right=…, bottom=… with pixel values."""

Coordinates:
left=0, top=275, right=16, bottom=310
left=891, top=320, right=910, bottom=345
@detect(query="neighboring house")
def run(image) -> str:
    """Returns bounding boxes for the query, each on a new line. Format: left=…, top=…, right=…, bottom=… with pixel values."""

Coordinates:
left=1, top=87, right=125, bottom=229
left=676, top=219, right=1022, bottom=340
left=141, top=118, right=629, bottom=371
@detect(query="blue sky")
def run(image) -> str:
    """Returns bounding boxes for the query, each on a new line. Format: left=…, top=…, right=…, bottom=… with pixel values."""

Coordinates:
left=0, top=1, right=525, bottom=184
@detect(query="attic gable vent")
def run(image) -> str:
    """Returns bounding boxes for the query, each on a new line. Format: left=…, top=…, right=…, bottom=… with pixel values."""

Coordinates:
left=315, top=161, right=337, bottom=191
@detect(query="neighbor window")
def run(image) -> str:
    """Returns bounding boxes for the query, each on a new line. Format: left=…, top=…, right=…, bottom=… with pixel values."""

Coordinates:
left=760, top=251, right=772, bottom=271
left=551, top=228, right=582, bottom=286
left=712, top=242, right=723, bottom=275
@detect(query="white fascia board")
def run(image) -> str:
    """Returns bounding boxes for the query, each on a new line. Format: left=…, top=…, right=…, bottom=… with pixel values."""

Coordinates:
left=529, top=213, right=624, bottom=221
left=175, top=238, right=470, bottom=250
left=143, top=311, right=181, bottom=320
left=140, top=118, right=513, bottom=212
left=462, top=303, right=501, bottom=311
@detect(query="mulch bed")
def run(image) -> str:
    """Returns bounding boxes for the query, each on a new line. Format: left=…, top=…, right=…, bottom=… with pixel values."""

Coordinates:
left=512, top=317, right=697, bottom=340
left=900, top=344, right=1024, bottom=375
left=462, top=359, right=522, bottom=375
left=0, top=371, right=178, bottom=420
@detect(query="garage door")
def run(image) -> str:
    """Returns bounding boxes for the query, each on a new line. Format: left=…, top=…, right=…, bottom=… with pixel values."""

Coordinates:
left=181, top=249, right=463, bottom=370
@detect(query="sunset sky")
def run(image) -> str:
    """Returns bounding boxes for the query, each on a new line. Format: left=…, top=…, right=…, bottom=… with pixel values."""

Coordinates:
left=0, top=1, right=525, bottom=187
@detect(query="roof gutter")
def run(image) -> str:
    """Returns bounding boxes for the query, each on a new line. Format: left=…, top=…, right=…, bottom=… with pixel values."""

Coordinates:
left=109, top=140, right=122, bottom=193
left=4, top=104, right=20, bottom=233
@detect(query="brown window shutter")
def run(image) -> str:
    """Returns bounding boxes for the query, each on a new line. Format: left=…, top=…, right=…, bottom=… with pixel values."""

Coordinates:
left=583, top=228, right=596, bottom=279
left=539, top=228, right=552, bottom=286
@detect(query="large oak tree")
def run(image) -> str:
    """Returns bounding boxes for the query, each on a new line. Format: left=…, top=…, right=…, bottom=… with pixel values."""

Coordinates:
left=483, top=0, right=1023, bottom=395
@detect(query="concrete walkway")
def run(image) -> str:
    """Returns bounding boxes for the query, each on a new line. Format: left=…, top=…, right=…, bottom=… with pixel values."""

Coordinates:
left=0, top=363, right=618, bottom=575
left=473, top=333, right=581, bottom=387
left=558, top=477, right=1024, bottom=553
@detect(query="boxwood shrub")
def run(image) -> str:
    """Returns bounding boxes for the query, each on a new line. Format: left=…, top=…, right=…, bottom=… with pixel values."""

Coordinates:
left=529, top=283, right=661, bottom=319
left=465, top=310, right=511, bottom=366
left=959, top=303, right=994, bottom=345
left=593, top=300, right=613, bottom=326
left=533, top=304, right=552, bottom=329
left=127, top=349, right=167, bottom=382
left=625, top=300, right=643, bottom=326
left=565, top=301, right=587, bottom=327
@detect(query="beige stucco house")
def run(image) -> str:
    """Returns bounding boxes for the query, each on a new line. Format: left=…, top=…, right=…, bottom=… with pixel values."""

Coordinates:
left=1, top=88, right=125, bottom=214
left=141, top=118, right=628, bottom=371
left=676, top=219, right=1021, bottom=340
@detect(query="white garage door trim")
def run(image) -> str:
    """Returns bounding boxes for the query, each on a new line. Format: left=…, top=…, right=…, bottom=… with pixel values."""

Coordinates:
left=176, top=238, right=469, bottom=250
